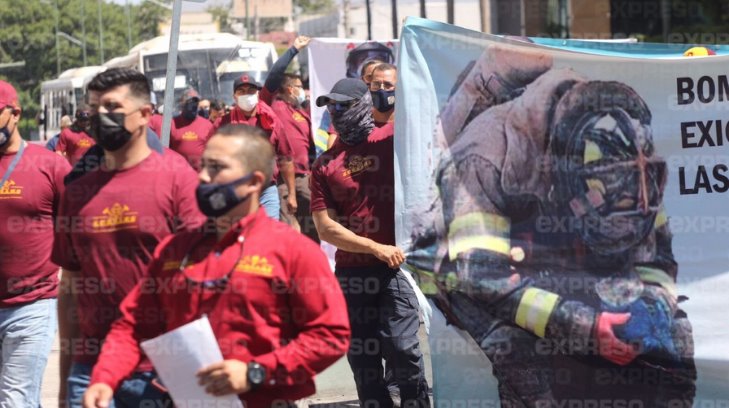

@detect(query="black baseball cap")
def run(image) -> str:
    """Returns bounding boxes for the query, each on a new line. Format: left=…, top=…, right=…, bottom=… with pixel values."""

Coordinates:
left=315, top=78, right=368, bottom=107
left=233, top=74, right=262, bottom=91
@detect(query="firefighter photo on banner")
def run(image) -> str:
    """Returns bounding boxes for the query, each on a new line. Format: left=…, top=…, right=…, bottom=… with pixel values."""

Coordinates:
left=396, top=17, right=729, bottom=408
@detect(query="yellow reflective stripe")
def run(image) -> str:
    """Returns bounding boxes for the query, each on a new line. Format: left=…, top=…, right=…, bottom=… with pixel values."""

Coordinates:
left=654, top=208, right=667, bottom=228
left=315, top=129, right=330, bottom=151
left=584, top=140, right=603, bottom=164
left=448, top=236, right=510, bottom=260
left=636, top=266, right=677, bottom=299
left=448, top=212, right=510, bottom=260
left=407, top=266, right=460, bottom=295
left=515, top=288, right=560, bottom=338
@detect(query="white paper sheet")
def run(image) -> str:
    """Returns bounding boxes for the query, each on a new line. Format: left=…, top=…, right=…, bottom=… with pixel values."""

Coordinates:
left=140, top=316, right=244, bottom=408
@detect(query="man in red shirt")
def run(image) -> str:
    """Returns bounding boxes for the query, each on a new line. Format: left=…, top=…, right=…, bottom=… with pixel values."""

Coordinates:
left=56, top=109, right=96, bottom=165
left=271, top=73, right=319, bottom=242
left=52, top=68, right=206, bottom=407
left=214, top=75, right=296, bottom=221
left=0, top=80, right=71, bottom=406
left=83, top=124, right=350, bottom=408
left=310, top=79, right=430, bottom=407
left=170, top=89, right=214, bottom=170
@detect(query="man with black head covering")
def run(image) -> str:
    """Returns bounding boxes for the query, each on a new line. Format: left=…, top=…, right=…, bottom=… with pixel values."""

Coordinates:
left=56, top=108, right=95, bottom=165
left=310, top=78, right=430, bottom=408
left=170, top=88, right=214, bottom=170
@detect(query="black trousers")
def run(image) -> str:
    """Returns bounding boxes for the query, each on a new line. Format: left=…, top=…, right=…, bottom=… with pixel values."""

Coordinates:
left=336, top=265, right=430, bottom=408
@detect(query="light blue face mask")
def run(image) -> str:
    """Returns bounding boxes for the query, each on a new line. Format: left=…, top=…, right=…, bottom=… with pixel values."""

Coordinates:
left=295, top=88, right=307, bottom=105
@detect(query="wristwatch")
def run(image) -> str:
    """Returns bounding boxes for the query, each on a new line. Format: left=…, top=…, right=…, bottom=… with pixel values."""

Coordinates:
left=247, top=361, right=266, bottom=390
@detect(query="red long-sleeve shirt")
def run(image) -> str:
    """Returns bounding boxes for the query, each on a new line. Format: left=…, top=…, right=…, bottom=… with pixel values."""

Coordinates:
left=90, top=208, right=350, bottom=407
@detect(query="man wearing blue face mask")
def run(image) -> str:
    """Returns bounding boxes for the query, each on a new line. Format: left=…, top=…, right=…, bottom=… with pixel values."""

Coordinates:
left=170, top=88, right=214, bottom=171
left=311, top=78, right=430, bottom=408
left=369, top=63, right=397, bottom=126
left=83, top=124, right=350, bottom=408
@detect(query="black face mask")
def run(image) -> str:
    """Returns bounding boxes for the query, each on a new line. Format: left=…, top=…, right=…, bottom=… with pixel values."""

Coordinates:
left=198, top=108, right=210, bottom=119
left=195, top=173, right=254, bottom=217
left=181, top=100, right=199, bottom=120
left=371, top=89, right=395, bottom=113
left=0, top=114, right=12, bottom=148
left=89, top=112, right=133, bottom=152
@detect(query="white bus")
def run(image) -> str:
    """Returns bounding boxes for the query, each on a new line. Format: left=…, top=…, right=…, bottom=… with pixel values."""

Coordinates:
left=104, top=32, right=277, bottom=108
left=38, top=33, right=277, bottom=140
left=38, top=65, right=107, bottom=141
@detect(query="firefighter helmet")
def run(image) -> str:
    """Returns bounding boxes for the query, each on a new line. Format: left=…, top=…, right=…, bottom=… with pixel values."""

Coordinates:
left=549, top=81, right=666, bottom=255
left=345, top=42, right=395, bottom=79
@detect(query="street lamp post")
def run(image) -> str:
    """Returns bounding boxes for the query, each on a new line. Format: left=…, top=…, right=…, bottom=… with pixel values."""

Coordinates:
left=126, top=0, right=133, bottom=50
left=54, top=0, right=61, bottom=75
left=97, top=0, right=105, bottom=64
left=82, top=0, right=88, bottom=66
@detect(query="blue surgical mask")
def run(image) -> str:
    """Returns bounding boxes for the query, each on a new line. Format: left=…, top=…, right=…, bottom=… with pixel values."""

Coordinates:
left=195, top=173, right=255, bottom=217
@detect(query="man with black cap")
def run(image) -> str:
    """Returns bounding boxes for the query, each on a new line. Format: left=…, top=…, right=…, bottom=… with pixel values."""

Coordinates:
left=170, top=88, right=214, bottom=170
left=310, top=78, right=430, bottom=408
left=214, top=74, right=295, bottom=220
left=56, top=108, right=96, bottom=165
left=0, top=79, right=71, bottom=407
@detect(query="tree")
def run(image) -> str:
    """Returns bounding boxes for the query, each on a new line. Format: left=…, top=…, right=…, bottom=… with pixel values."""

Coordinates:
left=0, top=0, right=168, bottom=137
left=208, top=2, right=233, bottom=33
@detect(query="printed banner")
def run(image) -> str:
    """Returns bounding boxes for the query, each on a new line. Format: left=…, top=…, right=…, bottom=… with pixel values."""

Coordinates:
left=396, top=17, right=729, bottom=407
left=307, top=38, right=398, bottom=155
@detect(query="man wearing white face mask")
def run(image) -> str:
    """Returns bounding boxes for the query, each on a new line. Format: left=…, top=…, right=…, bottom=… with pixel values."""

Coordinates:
left=269, top=73, right=319, bottom=242
left=214, top=75, right=294, bottom=220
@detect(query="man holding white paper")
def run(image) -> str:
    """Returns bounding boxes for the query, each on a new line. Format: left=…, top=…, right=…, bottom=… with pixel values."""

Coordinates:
left=83, top=124, right=351, bottom=408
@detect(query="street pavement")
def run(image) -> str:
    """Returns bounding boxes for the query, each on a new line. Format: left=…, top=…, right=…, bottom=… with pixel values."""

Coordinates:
left=41, top=325, right=433, bottom=407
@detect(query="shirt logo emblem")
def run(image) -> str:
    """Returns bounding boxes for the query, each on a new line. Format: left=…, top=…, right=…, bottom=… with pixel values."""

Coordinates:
left=91, top=203, right=139, bottom=232
left=292, top=112, right=306, bottom=122
left=182, top=131, right=199, bottom=141
left=342, top=155, right=375, bottom=178
left=236, top=255, right=273, bottom=277
left=0, top=180, right=22, bottom=199
left=78, top=139, right=93, bottom=148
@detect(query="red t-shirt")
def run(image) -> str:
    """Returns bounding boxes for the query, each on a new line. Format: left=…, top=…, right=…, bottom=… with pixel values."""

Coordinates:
left=169, top=116, right=214, bottom=170
left=214, top=102, right=294, bottom=183
left=0, top=144, right=70, bottom=306
left=51, top=150, right=206, bottom=365
left=310, top=124, right=396, bottom=267
left=271, top=99, right=313, bottom=175
left=56, top=127, right=96, bottom=165
left=90, top=208, right=351, bottom=407
left=148, top=114, right=163, bottom=138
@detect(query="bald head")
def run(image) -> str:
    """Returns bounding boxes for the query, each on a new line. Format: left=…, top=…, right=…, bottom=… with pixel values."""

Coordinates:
left=212, top=124, right=274, bottom=183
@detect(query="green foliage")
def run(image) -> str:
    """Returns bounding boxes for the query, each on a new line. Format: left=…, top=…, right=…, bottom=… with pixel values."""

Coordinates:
left=208, top=2, right=233, bottom=33
left=0, top=0, right=168, bottom=137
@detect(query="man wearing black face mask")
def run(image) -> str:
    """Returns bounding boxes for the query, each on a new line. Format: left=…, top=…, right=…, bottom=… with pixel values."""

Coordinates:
left=56, top=109, right=96, bottom=165
left=310, top=78, right=430, bottom=408
left=84, top=124, right=350, bottom=408
left=52, top=67, right=206, bottom=407
left=197, top=98, right=211, bottom=119
left=369, top=63, right=397, bottom=126
left=170, top=89, right=214, bottom=171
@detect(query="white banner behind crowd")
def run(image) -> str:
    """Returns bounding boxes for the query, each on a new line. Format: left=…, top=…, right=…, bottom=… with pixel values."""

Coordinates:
left=395, top=17, right=729, bottom=407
